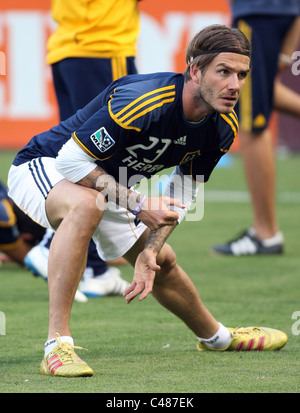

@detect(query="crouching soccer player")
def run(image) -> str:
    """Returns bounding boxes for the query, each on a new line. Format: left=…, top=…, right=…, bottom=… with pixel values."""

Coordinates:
left=7, top=25, right=287, bottom=377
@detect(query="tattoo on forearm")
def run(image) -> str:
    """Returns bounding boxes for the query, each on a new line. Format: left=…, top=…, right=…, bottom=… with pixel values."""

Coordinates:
left=77, top=166, right=140, bottom=211
left=145, top=224, right=177, bottom=254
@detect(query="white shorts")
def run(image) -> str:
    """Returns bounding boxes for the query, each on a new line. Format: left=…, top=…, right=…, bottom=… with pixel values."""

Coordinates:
left=8, top=157, right=147, bottom=261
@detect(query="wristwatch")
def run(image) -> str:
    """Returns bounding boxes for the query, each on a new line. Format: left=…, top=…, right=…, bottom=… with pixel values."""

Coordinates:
left=132, top=195, right=147, bottom=215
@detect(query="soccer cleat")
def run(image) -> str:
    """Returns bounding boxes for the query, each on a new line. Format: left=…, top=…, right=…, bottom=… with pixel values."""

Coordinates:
left=79, top=267, right=130, bottom=297
left=197, top=326, right=287, bottom=351
left=40, top=333, right=94, bottom=377
left=211, top=227, right=284, bottom=256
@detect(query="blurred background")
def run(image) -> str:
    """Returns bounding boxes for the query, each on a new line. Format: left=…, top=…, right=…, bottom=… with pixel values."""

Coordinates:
left=0, top=0, right=299, bottom=152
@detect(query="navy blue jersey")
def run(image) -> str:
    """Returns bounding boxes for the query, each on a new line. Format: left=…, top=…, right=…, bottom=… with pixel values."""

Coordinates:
left=13, top=72, right=238, bottom=185
left=231, top=0, right=300, bottom=18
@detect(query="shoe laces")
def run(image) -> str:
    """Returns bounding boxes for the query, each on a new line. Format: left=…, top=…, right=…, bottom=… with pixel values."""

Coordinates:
left=54, top=333, right=88, bottom=363
left=231, top=327, right=262, bottom=337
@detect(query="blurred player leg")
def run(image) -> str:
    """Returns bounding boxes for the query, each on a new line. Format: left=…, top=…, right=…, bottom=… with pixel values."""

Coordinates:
left=212, top=15, right=294, bottom=255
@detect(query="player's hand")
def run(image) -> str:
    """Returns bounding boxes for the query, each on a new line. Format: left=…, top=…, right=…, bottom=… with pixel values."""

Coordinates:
left=0, top=253, right=12, bottom=265
left=137, top=196, right=185, bottom=230
left=123, top=248, right=160, bottom=304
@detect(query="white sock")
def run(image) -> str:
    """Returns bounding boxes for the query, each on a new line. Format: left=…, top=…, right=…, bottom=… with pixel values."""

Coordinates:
left=197, top=323, right=232, bottom=350
left=262, top=231, right=283, bottom=247
left=249, top=227, right=283, bottom=246
left=44, top=336, right=74, bottom=356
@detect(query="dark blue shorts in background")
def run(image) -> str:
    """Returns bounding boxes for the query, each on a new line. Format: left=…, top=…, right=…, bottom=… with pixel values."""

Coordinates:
left=233, top=15, right=296, bottom=132
left=51, top=56, right=137, bottom=120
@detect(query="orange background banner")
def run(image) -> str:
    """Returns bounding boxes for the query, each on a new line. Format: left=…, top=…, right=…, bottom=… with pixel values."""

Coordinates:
left=0, top=0, right=233, bottom=149
left=0, top=0, right=288, bottom=151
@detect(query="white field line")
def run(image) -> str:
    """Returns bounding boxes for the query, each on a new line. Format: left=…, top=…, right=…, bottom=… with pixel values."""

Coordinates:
left=204, top=190, right=300, bottom=203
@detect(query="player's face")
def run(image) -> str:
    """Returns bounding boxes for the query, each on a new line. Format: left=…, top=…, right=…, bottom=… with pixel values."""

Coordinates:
left=196, top=53, right=250, bottom=114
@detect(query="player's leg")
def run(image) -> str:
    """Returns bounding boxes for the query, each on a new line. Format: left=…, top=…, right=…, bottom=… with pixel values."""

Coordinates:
left=273, top=80, right=300, bottom=118
left=212, top=16, right=293, bottom=255
left=237, top=16, right=293, bottom=242
left=44, top=178, right=105, bottom=339
left=153, top=245, right=220, bottom=339
left=240, top=128, right=278, bottom=239
left=78, top=239, right=130, bottom=298
left=8, top=159, right=99, bottom=376
left=124, top=229, right=287, bottom=351
left=39, top=179, right=105, bottom=377
left=235, top=17, right=279, bottom=241
left=124, top=230, right=221, bottom=339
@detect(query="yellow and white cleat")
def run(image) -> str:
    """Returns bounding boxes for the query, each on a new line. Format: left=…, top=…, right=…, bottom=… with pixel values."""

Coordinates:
left=40, top=333, right=94, bottom=377
left=197, top=326, right=287, bottom=352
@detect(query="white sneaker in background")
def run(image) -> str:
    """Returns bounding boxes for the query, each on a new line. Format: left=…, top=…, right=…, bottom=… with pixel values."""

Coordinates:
left=24, top=244, right=49, bottom=280
left=24, top=244, right=88, bottom=303
left=79, top=267, right=130, bottom=297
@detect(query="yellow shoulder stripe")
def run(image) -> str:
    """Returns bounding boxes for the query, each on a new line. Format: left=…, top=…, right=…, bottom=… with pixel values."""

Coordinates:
left=114, top=85, right=175, bottom=118
left=119, top=90, right=176, bottom=124
left=109, top=84, right=176, bottom=130
left=108, top=102, right=141, bottom=132
left=220, top=112, right=239, bottom=152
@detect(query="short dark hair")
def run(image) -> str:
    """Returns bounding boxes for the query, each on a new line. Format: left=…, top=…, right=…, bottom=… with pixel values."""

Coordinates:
left=184, top=24, right=251, bottom=80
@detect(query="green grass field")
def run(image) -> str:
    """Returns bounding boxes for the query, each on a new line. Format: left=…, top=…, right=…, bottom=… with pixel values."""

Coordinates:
left=0, top=150, right=299, bottom=394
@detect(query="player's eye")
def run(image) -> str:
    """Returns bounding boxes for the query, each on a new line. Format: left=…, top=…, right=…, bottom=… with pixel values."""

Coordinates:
left=238, top=71, right=248, bottom=79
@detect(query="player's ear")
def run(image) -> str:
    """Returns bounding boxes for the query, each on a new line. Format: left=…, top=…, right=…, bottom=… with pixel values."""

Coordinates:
left=189, top=63, right=201, bottom=84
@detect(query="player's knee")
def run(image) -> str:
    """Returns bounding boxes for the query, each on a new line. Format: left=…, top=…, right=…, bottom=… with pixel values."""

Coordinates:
left=47, top=180, right=106, bottom=230
left=54, top=190, right=103, bottom=234
left=67, top=190, right=105, bottom=231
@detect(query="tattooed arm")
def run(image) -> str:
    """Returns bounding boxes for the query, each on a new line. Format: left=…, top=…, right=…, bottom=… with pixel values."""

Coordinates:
left=77, top=165, right=141, bottom=213
left=124, top=224, right=177, bottom=303
left=55, top=138, right=184, bottom=230
left=78, top=165, right=184, bottom=230
left=145, top=225, right=177, bottom=254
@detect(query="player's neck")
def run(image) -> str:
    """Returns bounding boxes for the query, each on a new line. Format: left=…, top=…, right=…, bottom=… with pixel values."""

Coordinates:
left=182, top=81, right=214, bottom=122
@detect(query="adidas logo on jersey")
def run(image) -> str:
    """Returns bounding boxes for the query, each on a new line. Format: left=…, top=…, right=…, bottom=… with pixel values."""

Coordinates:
left=174, top=135, right=187, bottom=145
